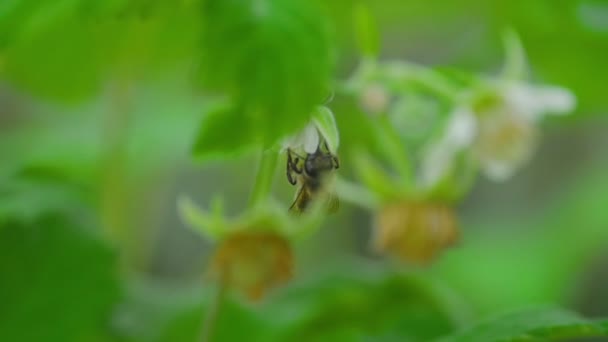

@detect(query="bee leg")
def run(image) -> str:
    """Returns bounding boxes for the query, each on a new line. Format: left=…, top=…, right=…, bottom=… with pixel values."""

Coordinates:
left=287, top=149, right=303, bottom=185
left=332, top=155, right=340, bottom=169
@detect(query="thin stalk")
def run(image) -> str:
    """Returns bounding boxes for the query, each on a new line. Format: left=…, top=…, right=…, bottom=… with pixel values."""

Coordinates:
left=371, top=117, right=413, bottom=192
left=334, top=177, right=378, bottom=210
left=247, top=149, right=278, bottom=209
left=384, top=61, right=460, bottom=103
left=101, top=79, right=133, bottom=269
left=200, top=280, right=227, bottom=342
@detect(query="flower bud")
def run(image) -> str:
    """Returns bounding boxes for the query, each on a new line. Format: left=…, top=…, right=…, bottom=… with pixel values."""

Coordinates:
left=209, top=231, right=293, bottom=300
left=372, top=202, right=458, bottom=264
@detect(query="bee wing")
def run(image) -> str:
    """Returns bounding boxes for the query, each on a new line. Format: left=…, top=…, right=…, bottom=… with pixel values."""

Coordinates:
left=289, top=185, right=312, bottom=213
left=326, top=192, right=340, bottom=214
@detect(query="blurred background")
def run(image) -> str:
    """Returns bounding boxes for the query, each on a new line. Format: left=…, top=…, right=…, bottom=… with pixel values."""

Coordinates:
left=1, top=0, right=608, bottom=341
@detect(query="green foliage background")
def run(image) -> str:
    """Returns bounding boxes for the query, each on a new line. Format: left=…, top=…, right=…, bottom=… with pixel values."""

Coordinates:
left=1, top=0, right=608, bottom=341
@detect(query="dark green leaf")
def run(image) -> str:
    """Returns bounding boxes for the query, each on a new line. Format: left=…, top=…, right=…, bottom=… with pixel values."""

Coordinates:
left=265, top=268, right=469, bottom=341
left=0, top=214, right=120, bottom=342
left=196, top=0, right=334, bottom=148
left=437, top=307, right=608, bottom=342
left=192, top=103, right=257, bottom=161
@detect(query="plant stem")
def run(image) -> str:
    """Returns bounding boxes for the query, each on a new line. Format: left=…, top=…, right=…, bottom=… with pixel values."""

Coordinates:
left=200, top=280, right=226, bottom=342
left=247, top=148, right=279, bottom=209
left=334, top=177, right=378, bottom=210
left=385, top=61, right=460, bottom=103
left=372, top=117, right=413, bottom=192
left=101, top=79, right=134, bottom=270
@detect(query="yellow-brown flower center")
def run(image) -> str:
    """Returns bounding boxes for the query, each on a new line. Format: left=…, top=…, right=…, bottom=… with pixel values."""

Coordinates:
left=372, top=202, right=458, bottom=264
left=210, top=231, right=293, bottom=300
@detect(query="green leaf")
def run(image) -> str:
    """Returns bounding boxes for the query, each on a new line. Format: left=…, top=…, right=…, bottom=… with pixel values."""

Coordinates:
left=197, top=0, right=334, bottom=147
left=0, top=214, right=120, bottom=342
left=351, top=150, right=402, bottom=201
left=437, top=307, right=608, bottom=342
left=192, top=103, right=257, bottom=161
left=265, top=267, right=470, bottom=341
left=353, top=2, right=380, bottom=58
left=312, top=105, right=340, bottom=154
left=0, top=166, right=94, bottom=226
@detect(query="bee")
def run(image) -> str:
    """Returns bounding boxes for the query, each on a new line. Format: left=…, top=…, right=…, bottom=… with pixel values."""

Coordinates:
left=286, top=140, right=340, bottom=213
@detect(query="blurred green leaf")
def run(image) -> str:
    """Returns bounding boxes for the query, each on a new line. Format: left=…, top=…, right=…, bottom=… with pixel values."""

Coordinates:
left=197, top=0, right=334, bottom=148
left=438, top=307, right=608, bottom=342
left=312, top=105, right=340, bottom=154
left=192, top=103, right=256, bottom=161
left=265, top=268, right=470, bottom=341
left=0, top=214, right=120, bottom=342
left=0, top=166, right=93, bottom=226
left=353, top=1, right=380, bottom=59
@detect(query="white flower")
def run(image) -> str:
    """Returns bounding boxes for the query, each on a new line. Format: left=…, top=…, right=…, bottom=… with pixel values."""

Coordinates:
left=281, top=122, right=320, bottom=154
left=281, top=106, right=340, bottom=155
left=475, top=82, right=575, bottom=181
left=420, top=107, right=477, bottom=187
left=420, top=82, right=576, bottom=185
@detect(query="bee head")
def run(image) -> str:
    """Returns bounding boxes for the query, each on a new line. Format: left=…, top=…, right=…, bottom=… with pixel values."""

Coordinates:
left=305, top=150, right=337, bottom=177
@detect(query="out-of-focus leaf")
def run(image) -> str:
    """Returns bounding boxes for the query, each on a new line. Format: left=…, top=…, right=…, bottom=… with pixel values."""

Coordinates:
left=437, top=307, right=608, bottom=342
left=0, top=214, right=120, bottom=342
left=264, top=268, right=470, bottom=341
left=197, top=0, right=334, bottom=148
left=0, top=166, right=93, bottom=226
left=192, top=103, right=257, bottom=161
left=312, top=106, right=340, bottom=154
left=1, top=2, right=201, bottom=102
left=353, top=1, right=380, bottom=59
left=433, top=164, right=608, bottom=315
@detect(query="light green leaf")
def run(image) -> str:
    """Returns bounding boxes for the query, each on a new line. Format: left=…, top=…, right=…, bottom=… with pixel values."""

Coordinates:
left=351, top=150, right=402, bottom=201
left=312, top=106, right=340, bottom=154
left=501, top=28, right=528, bottom=81
left=438, top=307, right=608, bottom=342
left=177, top=196, right=228, bottom=241
left=353, top=1, right=380, bottom=59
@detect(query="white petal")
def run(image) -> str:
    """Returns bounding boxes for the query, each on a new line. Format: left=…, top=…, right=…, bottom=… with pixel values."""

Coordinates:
left=420, top=144, right=455, bottom=187
left=474, top=113, right=538, bottom=182
left=480, top=159, right=518, bottom=182
left=419, top=107, right=477, bottom=187
left=531, top=85, right=576, bottom=114
left=444, top=107, right=477, bottom=148
left=302, top=123, right=320, bottom=154
left=505, top=83, right=576, bottom=120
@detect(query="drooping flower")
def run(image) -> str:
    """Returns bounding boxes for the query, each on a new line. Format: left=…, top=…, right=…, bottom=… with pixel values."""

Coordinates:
left=420, top=81, right=576, bottom=185
left=209, top=230, right=293, bottom=300
left=281, top=106, right=340, bottom=155
left=372, top=201, right=458, bottom=264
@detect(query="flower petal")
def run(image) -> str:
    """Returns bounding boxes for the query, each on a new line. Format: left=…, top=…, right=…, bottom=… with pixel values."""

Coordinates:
left=312, top=106, right=340, bottom=153
left=302, top=123, right=320, bottom=154
left=505, top=83, right=576, bottom=120
left=420, top=107, right=477, bottom=187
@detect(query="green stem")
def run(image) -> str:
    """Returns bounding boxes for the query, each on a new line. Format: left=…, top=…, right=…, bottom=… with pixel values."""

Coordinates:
left=200, top=280, right=226, bottom=342
left=384, top=62, right=460, bottom=103
left=335, top=177, right=378, bottom=210
left=371, top=117, right=413, bottom=192
left=247, top=149, right=279, bottom=209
